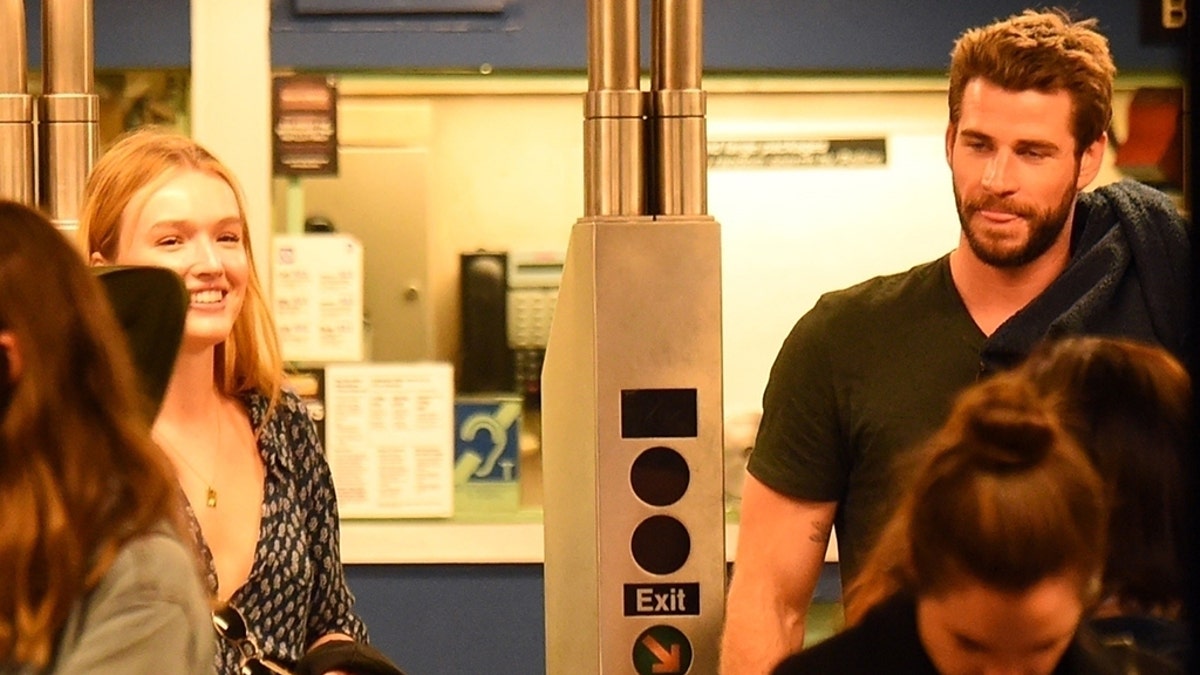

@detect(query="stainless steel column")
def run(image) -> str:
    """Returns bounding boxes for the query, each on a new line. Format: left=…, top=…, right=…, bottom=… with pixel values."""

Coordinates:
left=40, top=0, right=98, bottom=233
left=0, top=0, right=35, bottom=205
left=650, top=0, right=706, bottom=216
left=543, top=0, right=724, bottom=672
left=584, top=0, right=645, bottom=217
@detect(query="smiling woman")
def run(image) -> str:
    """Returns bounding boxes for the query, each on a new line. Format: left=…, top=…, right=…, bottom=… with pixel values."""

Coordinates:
left=78, top=127, right=406, bottom=675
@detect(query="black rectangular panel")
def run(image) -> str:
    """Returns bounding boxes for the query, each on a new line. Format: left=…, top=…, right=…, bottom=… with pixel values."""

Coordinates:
left=293, top=0, right=506, bottom=15
left=621, top=389, right=698, bottom=439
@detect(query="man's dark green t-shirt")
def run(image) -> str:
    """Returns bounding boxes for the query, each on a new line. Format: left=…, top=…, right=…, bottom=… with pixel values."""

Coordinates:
left=747, top=254, right=986, bottom=582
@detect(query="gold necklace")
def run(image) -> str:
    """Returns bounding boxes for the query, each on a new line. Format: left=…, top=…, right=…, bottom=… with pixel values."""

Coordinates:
left=158, top=411, right=223, bottom=508
left=172, top=447, right=219, bottom=508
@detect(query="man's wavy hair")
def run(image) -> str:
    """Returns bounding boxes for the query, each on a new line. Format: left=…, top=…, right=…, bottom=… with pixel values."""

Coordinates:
left=948, top=9, right=1116, bottom=156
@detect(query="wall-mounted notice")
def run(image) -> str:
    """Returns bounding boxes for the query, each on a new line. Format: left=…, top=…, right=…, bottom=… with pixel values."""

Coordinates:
left=708, top=138, right=887, bottom=169
left=272, top=74, right=338, bottom=176
left=272, top=233, right=364, bottom=363
left=325, top=362, right=455, bottom=519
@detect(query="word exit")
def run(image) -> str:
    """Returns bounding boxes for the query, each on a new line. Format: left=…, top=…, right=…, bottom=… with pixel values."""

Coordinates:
left=623, top=583, right=700, bottom=616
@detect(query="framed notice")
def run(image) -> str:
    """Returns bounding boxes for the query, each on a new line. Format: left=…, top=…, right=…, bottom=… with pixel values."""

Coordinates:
left=325, top=362, right=455, bottom=519
left=272, top=74, right=338, bottom=176
left=272, top=233, right=364, bottom=363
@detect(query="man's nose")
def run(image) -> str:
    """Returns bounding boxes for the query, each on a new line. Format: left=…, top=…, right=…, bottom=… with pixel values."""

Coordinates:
left=981, top=151, right=1016, bottom=194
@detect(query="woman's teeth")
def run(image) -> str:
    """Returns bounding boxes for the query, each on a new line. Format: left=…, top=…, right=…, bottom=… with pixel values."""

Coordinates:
left=192, top=289, right=224, bottom=304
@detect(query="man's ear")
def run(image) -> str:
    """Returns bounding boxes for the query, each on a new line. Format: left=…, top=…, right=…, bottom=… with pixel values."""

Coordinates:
left=944, top=122, right=958, bottom=168
left=89, top=251, right=108, bottom=266
left=1076, top=132, right=1108, bottom=190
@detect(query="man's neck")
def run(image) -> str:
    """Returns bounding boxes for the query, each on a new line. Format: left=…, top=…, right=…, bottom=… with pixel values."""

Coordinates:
left=948, top=238, right=1072, bottom=337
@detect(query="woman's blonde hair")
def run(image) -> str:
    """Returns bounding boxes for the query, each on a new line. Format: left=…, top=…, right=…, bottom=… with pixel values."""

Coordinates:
left=79, top=126, right=284, bottom=408
left=843, top=372, right=1107, bottom=625
left=0, top=201, right=184, bottom=666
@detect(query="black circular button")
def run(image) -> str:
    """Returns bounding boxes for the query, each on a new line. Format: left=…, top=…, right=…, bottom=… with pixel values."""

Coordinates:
left=629, top=446, right=690, bottom=506
left=631, top=515, right=691, bottom=575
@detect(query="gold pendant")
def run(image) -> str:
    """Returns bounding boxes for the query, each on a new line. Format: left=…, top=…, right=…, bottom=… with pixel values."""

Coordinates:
left=206, top=487, right=218, bottom=508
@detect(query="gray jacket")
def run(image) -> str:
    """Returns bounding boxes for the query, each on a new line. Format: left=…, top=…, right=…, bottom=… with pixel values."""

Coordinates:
left=3, top=527, right=214, bottom=675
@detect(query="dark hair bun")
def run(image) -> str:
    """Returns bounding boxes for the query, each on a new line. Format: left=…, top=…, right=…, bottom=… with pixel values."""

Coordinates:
left=958, top=376, right=1057, bottom=470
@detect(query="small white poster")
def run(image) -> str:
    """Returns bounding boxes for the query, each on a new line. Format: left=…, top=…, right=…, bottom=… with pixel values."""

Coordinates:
left=272, top=233, right=364, bottom=363
left=324, top=362, right=455, bottom=519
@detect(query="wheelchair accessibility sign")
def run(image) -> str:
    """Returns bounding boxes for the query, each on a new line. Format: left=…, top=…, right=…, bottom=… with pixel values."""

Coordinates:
left=632, top=624, right=692, bottom=674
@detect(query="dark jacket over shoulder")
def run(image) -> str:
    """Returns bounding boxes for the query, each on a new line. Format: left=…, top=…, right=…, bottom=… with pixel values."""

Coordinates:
left=983, top=179, right=1191, bottom=371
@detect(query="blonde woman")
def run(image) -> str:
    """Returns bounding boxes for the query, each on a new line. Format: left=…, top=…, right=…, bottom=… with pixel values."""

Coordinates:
left=81, top=127, right=402, bottom=675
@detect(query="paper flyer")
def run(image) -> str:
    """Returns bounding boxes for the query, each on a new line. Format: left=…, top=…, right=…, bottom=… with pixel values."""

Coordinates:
left=272, top=233, right=364, bottom=363
left=324, top=362, right=454, bottom=519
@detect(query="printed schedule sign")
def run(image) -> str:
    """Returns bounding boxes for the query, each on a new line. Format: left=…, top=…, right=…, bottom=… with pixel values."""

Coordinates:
left=324, top=362, right=455, bottom=519
left=272, top=233, right=364, bottom=363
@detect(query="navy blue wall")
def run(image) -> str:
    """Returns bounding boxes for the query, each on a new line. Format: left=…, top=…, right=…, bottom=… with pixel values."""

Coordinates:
left=346, top=564, right=547, bottom=675
left=269, top=0, right=1184, bottom=72
left=22, top=1, right=1185, bottom=72
left=23, top=0, right=191, bottom=69
left=345, top=563, right=844, bottom=673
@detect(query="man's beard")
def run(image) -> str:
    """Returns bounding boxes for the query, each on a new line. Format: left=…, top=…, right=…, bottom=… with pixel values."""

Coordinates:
left=954, top=176, right=1078, bottom=269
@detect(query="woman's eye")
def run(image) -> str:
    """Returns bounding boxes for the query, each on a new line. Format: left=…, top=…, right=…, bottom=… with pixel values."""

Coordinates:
left=156, top=235, right=183, bottom=247
left=218, top=232, right=242, bottom=244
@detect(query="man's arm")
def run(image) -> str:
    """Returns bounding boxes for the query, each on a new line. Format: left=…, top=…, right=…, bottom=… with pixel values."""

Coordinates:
left=720, top=474, right=836, bottom=675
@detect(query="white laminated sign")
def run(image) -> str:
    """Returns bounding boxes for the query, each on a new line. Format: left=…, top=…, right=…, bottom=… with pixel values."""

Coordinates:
left=272, top=233, right=364, bottom=363
left=324, top=362, right=455, bottom=519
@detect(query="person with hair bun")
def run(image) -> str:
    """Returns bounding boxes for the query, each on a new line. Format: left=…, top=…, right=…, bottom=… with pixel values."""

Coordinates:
left=1020, top=336, right=1192, bottom=667
left=772, top=372, right=1178, bottom=674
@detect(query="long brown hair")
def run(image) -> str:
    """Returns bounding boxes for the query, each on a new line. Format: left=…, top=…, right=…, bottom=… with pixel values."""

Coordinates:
left=948, top=8, right=1115, bottom=156
left=1022, top=336, right=1191, bottom=615
left=0, top=201, right=183, bottom=666
left=78, top=125, right=285, bottom=409
left=843, top=372, right=1107, bottom=625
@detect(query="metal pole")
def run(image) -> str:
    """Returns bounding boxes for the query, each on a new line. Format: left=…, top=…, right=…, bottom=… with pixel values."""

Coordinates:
left=0, top=0, right=35, bottom=206
left=651, top=0, right=706, bottom=216
left=40, top=0, right=98, bottom=234
left=584, top=0, right=645, bottom=217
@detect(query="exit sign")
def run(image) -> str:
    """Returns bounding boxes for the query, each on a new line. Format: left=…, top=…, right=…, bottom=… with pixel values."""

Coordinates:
left=623, top=583, right=700, bottom=616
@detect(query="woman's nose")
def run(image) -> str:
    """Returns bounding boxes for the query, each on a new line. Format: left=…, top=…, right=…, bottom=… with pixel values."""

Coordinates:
left=190, top=237, right=222, bottom=272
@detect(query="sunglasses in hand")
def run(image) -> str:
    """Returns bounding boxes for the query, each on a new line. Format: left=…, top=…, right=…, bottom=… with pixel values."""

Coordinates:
left=212, top=604, right=293, bottom=675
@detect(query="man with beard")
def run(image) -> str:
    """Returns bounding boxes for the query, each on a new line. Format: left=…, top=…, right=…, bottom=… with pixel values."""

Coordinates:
left=720, top=9, right=1191, bottom=675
